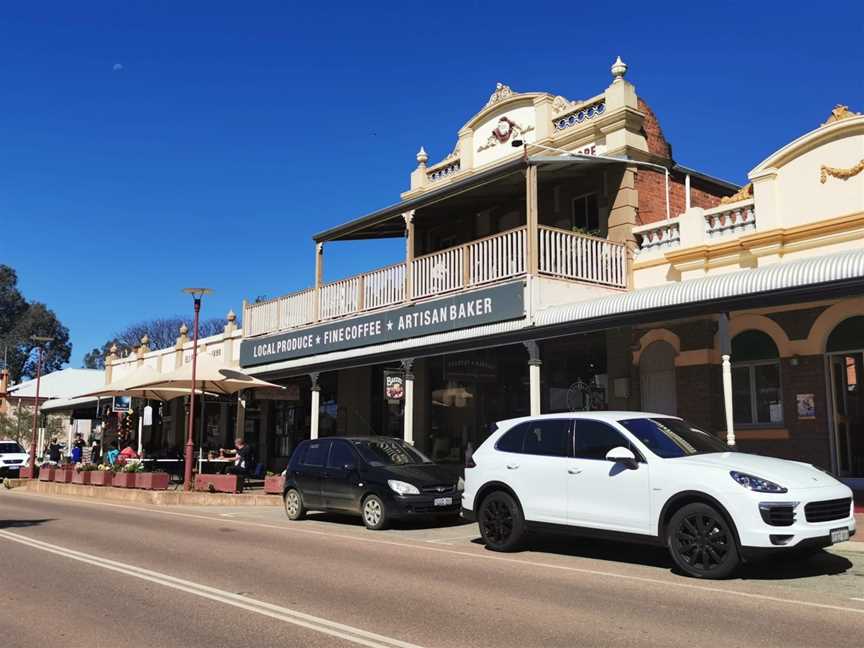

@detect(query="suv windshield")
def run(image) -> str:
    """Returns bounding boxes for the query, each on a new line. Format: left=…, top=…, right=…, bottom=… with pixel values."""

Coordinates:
left=618, top=418, right=728, bottom=458
left=0, top=442, right=25, bottom=454
left=352, top=439, right=432, bottom=466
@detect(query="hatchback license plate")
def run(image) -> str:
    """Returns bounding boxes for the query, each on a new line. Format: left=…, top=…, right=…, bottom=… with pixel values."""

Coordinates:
left=830, top=527, right=850, bottom=544
left=434, top=497, right=453, bottom=507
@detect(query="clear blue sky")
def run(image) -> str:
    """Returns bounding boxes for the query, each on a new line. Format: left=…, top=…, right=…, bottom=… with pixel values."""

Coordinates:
left=2, top=1, right=862, bottom=368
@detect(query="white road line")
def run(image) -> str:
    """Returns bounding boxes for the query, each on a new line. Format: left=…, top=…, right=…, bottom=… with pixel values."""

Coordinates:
left=0, top=529, right=425, bottom=648
left=851, top=597, right=864, bottom=602
left=8, top=490, right=864, bottom=616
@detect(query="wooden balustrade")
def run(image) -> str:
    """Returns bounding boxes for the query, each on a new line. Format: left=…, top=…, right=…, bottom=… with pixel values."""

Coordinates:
left=319, top=276, right=360, bottom=320
left=412, top=247, right=465, bottom=299
left=362, top=263, right=406, bottom=310
left=467, top=227, right=527, bottom=285
left=538, top=226, right=627, bottom=288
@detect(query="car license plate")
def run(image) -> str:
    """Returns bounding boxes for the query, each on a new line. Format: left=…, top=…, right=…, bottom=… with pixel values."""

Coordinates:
left=830, top=527, right=850, bottom=544
left=434, top=497, right=453, bottom=507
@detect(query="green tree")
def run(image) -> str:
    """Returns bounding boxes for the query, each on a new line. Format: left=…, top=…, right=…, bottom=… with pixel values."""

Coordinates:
left=0, top=265, right=71, bottom=382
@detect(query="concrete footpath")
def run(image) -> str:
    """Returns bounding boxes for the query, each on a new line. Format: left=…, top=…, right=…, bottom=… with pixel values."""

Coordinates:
left=3, top=478, right=281, bottom=506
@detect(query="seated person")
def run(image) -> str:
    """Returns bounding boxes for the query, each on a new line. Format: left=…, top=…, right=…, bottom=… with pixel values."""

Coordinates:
left=105, top=442, right=120, bottom=466
left=226, top=438, right=255, bottom=477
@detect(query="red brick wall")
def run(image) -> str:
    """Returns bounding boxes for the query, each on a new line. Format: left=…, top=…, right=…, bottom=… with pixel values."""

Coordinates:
left=634, top=98, right=731, bottom=225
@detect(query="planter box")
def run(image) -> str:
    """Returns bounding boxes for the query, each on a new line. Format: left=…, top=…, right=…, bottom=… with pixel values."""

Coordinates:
left=18, top=466, right=37, bottom=479
left=38, top=467, right=55, bottom=482
left=195, top=474, right=241, bottom=493
left=136, top=472, right=169, bottom=490
left=53, top=469, right=73, bottom=483
left=72, top=471, right=92, bottom=485
left=112, top=472, right=138, bottom=488
left=89, top=471, right=113, bottom=487
left=264, top=475, right=284, bottom=494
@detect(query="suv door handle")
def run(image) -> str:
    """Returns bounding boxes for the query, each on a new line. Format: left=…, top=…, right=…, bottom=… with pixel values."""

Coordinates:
left=506, top=463, right=519, bottom=470
left=567, top=468, right=582, bottom=475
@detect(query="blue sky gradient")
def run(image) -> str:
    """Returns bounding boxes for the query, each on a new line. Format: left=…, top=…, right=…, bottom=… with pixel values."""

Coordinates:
left=1, top=1, right=862, bottom=367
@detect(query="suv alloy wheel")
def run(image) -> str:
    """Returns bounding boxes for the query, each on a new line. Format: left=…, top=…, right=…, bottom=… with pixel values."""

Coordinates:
left=666, top=502, right=741, bottom=579
left=478, top=491, right=526, bottom=552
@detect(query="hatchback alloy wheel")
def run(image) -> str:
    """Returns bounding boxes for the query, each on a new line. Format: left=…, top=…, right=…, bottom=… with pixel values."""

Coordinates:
left=667, top=503, right=740, bottom=579
left=362, top=494, right=389, bottom=530
left=283, top=488, right=305, bottom=521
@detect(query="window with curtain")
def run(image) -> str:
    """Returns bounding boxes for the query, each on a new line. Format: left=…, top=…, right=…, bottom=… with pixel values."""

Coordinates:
left=731, top=330, right=783, bottom=425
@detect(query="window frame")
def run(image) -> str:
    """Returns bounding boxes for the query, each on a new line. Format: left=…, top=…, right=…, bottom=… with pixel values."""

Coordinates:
left=571, top=192, right=600, bottom=234
left=573, top=418, right=646, bottom=463
left=326, top=440, right=357, bottom=469
left=300, top=440, right=331, bottom=468
left=495, top=418, right=574, bottom=458
left=732, top=358, right=784, bottom=426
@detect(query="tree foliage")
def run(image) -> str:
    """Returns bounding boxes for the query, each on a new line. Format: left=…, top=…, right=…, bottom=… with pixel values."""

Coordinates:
left=82, top=316, right=229, bottom=369
left=0, top=265, right=72, bottom=382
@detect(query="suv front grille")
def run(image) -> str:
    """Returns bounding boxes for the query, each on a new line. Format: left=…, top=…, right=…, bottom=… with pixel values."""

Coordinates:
left=805, top=498, right=851, bottom=523
left=759, top=503, right=796, bottom=527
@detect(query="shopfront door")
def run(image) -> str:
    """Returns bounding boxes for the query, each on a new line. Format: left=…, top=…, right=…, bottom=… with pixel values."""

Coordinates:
left=829, top=352, right=864, bottom=477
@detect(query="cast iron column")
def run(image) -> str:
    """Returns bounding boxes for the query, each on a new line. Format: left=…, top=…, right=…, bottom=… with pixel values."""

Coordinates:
left=183, top=297, right=202, bottom=490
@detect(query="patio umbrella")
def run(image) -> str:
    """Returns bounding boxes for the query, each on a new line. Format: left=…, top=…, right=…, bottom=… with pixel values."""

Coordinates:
left=77, top=365, right=206, bottom=401
left=133, top=352, right=284, bottom=395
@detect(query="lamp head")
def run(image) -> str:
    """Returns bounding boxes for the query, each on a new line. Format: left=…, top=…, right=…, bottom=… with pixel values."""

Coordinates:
left=182, top=288, right=213, bottom=298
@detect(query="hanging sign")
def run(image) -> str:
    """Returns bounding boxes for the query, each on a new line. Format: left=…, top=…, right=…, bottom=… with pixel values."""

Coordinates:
left=112, top=395, right=131, bottom=413
left=385, top=373, right=405, bottom=404
left=240, top=281, right=525, bottom=367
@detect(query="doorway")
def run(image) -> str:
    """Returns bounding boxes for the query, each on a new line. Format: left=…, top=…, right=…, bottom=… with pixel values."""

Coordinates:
left=827, top=316, right=864, bottom=477
left=640, top=341, right=678, bottom=416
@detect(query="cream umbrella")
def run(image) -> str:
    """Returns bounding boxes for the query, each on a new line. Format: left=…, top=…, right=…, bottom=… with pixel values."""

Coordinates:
left=133, top=353, right=284, bottom=395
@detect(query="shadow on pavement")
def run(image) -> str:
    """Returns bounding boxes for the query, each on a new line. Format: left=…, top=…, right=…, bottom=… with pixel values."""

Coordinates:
left=304, top=511, right=471, bottom=531
left=474, top=533, right=854, bottom=580
left=0, top=518, right=54, bottom=529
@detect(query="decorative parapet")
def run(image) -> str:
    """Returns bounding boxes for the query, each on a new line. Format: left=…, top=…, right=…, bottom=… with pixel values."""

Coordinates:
left=427, top=158, right=461, bottom=182
left=633, top=219, right=681, bottom=253
left=552, top=99, right=606, bottom=132
left=704, top=199, right=756, bottom=239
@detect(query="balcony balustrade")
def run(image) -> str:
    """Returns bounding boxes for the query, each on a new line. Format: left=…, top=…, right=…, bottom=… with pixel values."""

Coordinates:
left=243, top=225, right=626, bottom=338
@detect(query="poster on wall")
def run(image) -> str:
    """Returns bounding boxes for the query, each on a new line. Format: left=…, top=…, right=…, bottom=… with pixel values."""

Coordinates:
left=385, top=372, right=404, bottom=404
left=796, top=393, right=816, bottom=420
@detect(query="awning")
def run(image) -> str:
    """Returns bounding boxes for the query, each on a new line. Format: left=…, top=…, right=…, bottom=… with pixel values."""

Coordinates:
left=534, top=248, right=864, bottom=329
left=40, top=396, right=101, bottom=413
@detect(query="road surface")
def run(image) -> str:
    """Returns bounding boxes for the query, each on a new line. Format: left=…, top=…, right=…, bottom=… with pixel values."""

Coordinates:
left=1, top=489, right=862, bottom=647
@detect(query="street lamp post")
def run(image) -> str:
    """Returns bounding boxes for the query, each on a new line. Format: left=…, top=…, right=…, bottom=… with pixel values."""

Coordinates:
left=182, top=288, right=212, bottom=490
left=28, top=336, right=54, bottom=477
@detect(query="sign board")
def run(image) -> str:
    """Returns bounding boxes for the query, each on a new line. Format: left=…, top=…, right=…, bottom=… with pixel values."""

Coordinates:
left=385, top=372, right=404, bottom=403
left=112, top=395, right=131, bottom=413
left=240, top=281, right=525, bottom=367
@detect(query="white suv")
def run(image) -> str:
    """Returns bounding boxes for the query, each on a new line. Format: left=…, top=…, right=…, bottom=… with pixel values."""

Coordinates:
left=462, top=412, right=856, bottom=579
left=0, top=440, right=29, bottom=477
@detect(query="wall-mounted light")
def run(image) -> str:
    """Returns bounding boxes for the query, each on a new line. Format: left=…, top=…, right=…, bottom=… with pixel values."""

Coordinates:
left=790, top=355, right=800, bottom=367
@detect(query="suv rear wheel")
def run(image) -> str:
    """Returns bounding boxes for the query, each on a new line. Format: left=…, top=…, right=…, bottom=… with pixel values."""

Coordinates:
left=666, top=502, right=740, bottom=579
left=478, top=491, right=526, bottom=552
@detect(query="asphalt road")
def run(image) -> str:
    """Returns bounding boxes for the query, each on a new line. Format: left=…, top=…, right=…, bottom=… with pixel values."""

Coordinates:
left=1, top=490, right=862, bottom=648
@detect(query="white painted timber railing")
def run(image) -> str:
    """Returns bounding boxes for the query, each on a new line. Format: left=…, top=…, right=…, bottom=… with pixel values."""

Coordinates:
left=412, top=247, right=465, bottom=299
left=319, top=276, right=360, bottom=320
left=539, top=226, right=627, bottom=288
left=244, top=288, right=315, bottom=337
left=704, top=199, right=756, bottom=239
left=468, top=227, right=526, bottom=285
left=362, top=263, right=406, bottom=310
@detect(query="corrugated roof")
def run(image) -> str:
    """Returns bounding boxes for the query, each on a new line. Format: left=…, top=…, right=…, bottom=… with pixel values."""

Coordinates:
left=536, top=249, right=864, bottom=327
left=40, top=395, right=101, bottom=412
left=8, top=368, right=105, bottom=400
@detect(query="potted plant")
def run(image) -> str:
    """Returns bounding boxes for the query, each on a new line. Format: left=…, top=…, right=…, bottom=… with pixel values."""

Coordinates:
left=72, top=464, right=97, bottom=485
left=112, top=462, right=141, bottom=488
left=264, top=471, right=284, bottom=494
left=136, top=469, right=169, bottom=490
left=38, top=463, right=55, bottom=482
left=18, top=465, right=37, bottom=479
left=194, top=473, right=242, bottom=493
left=90, top=465, right=113, bottom=486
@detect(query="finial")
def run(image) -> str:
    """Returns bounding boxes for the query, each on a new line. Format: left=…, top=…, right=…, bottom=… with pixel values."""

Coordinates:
left=179, top=322, right=188, bottom=335
left=611, top=55, right=628, bottom=82
left=227, top=309, right=236, bottom=322
left=416, top=146, right=428, bottom=167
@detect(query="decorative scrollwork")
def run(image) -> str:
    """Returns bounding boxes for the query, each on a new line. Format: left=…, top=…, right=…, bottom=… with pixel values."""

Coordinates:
left=820, top=159, right=864, bottom=184
left=822, top=104, right=860, bottom=126
left=553, top=102, right=606, bottom=131
left=719, top=182, right=752, bottom=204
left=486, top=82, right=514, bottom=107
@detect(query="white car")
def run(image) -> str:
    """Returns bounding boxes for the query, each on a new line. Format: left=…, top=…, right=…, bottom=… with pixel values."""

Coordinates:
left=462, top=412, right=856, bottom=579
left=0, top=440, right=29, bottom=477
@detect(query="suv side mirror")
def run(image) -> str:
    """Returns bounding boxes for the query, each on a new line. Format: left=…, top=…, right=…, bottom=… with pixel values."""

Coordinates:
left=605, top=446, right=637, bottom=468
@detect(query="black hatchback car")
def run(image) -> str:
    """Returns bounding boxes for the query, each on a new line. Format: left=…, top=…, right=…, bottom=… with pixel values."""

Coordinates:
left=283, top=437, right=461, bottom=529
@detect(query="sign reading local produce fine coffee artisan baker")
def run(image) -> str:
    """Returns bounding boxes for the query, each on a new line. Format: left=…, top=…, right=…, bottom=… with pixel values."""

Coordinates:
left=239, top=281, right=525, bottom=367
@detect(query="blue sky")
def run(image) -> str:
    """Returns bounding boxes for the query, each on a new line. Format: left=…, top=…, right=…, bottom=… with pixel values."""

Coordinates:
left=1, top=1, right=862, bottom=367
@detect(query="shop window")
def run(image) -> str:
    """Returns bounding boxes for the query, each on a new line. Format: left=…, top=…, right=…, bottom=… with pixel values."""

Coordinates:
left=574, top=419, right=630, bottom=460
left=732, top=330, right=783, bottom=425
left=826, top=316, right=864, bottom=353
left=571, top=193, right=599, bottom=236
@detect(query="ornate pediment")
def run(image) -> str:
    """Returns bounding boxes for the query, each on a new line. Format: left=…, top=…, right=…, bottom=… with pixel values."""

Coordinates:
left=477, top=116, right=535, bottom=152
left=485, top=82, right=516, bottom=108
left=822, top=104, right=860, bottom=126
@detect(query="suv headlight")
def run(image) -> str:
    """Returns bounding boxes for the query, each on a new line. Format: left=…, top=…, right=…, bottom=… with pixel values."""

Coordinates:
left=730, top=471, right=787, bottom=493
left=388, top=480, right=420, bottom=496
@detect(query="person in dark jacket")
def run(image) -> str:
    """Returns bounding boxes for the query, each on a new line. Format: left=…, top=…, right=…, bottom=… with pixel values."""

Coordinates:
left=47, top=438, right=62, bottom=465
